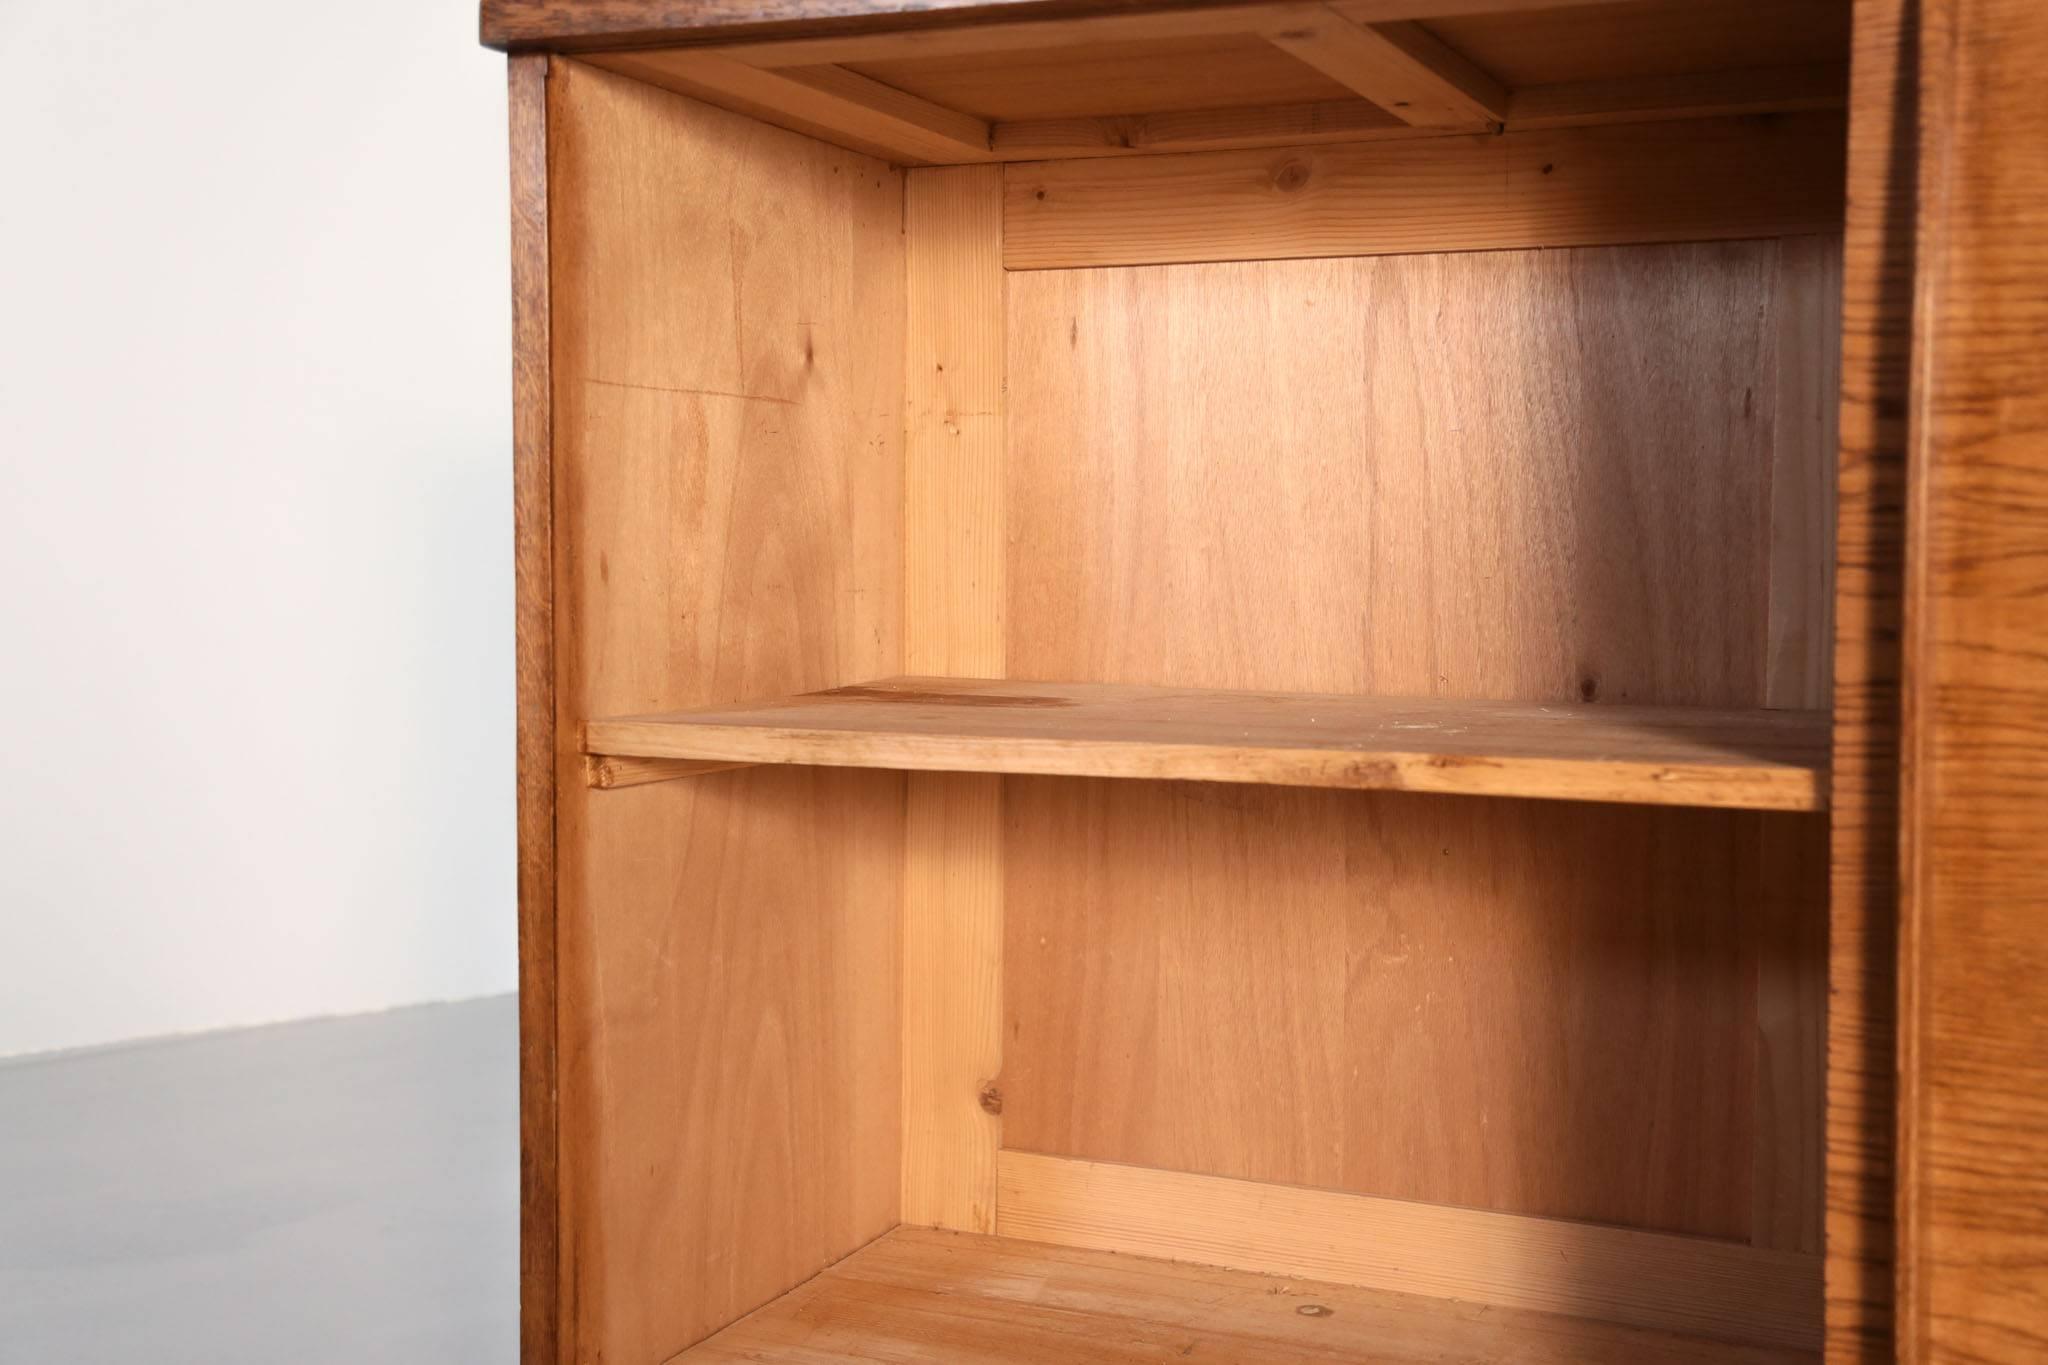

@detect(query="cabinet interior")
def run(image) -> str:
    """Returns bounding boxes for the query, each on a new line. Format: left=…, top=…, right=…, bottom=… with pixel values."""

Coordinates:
left=538, top=2, right=1852, bottom=1358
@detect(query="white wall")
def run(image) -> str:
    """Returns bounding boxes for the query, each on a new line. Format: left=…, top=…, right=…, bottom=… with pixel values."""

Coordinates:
left=0, top=0, right=516, bottom=1056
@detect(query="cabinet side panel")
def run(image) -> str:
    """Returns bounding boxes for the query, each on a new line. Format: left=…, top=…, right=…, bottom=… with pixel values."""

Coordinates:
left=1829, top=0, right=1914, bottom=1356
left=546, top=60, right=906, bottom=1362
left=1002, top=243, right=1832, bottom=1244
left=1900, top=0, right=2048, bottom=1358
left=510, top=52, right=559, bottom=1365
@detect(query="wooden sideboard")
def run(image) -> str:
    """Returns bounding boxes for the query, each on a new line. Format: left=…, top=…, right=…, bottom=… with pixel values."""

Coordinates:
left=487, top=0, right=2048, bottom=1358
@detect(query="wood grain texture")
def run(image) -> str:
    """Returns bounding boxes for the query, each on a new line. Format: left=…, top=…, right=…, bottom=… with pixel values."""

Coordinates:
left=1000, top=242, right=1835, bottom=1243
left=584, top=754, right=752, bottom=788
left=1769, top=236, right=1845, bottom=720
left=901, top=166, right=1005, bottom=1233
left=713, top=4, right=1330, bottom=68
left=1262, top=11, right=1507, bottom=128
left=545, top=4, right=1850, bottom=167
left=902, top=773, right=1003, bottom=1230
left=508, top=51, right=558, bottom=1365
left=576, top=50, right=1849, bottom=172
left=584, top=49, right=991, bottom=162
left=1899, top=0, right=2048, bottom=1357
left=1754, top=232, right=1841, bottom=1258
left=849, top=32, right=1353, bottom=123
left=989, top=98, right=1414, bottom=159
left=589, top=677, right=1831, bottom=810
left=904, top=169, right=1005, bottom=680
left=671, top=1226, right=1821, bottom=1363
left=546, top=60, right=906, bottom=1360
left=978, top=68, right=1842, bottom=163
left=1752, top=810, right=1831, bottom=1257
left=1003, top=114, right=1847, bottom=269
left=999, top=1153, right=1824, bottom=1351
left=482, top=0, right=1642, bottom=55
left=1826, top=0, right=1913, bottom=1355
left=1417, top=0, right=1852, bottom=91
left=1004, top=780, right=1785, bottom=1239
left=1005, top=244, right=1815, bottom=708
left=1506, top=64, right=1850, bottom=129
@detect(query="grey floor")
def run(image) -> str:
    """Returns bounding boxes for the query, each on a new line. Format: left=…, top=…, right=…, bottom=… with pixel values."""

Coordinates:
left=0, top=995, right=516, bottom=1364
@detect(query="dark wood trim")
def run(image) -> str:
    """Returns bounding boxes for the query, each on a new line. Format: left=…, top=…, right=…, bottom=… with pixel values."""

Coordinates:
left=1826, top=0, right=1915, bottom=1358
left=508, top=50, right=559, bottom=1365
left=478, top=0, right=1623, bottom=55
left=1899, top=0, right=2048, bottom=1356
left=483, top=0, right=1249, bottom=53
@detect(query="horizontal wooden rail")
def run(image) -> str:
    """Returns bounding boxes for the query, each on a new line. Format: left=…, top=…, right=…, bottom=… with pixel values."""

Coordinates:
left=1507, top=64, right=1851, bottom=129
left=998, top=1152, right=1824, bottom=1351
left=983, top=65, right=1845, bottom=159
left=707, top=1, right=1329, bottom=66
left=1003, top=111, right=1847, bottom=267
left=586, top=49, right=992, bottom=162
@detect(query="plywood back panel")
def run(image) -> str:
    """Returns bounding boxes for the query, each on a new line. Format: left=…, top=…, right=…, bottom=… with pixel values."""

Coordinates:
left=1004, top=779, right=1773, bottom=1237
left=1000, top=240, right=1836, bottom=1241
left=1006, top=244, right=1811, bottom=703
left=547, top=60, right=907, bottom=1361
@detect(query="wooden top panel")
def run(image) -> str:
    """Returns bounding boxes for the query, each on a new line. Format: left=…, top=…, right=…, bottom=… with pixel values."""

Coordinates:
left=845, top=34, right=1356, bottom=120
left=484, top=0, right=1850, bottom=90
left=587, top=677, right=1830, bottom=809
left=519, top=0, right=1853, bottom=165
left=487, top=0, right=1246, bottom=50
left=825, top=0, right=1851, bottom=119
left=484, top=0, right=1633, bottom=53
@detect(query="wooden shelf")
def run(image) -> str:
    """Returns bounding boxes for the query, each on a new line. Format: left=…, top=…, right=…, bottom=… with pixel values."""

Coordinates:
left=671, top=1228, right=1817, bottom=1363
left=586, top=677, right=1828, bottom=811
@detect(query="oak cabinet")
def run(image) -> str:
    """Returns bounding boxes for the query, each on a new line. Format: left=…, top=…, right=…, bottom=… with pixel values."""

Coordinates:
left=489, top=0, right=2048, bottom=1359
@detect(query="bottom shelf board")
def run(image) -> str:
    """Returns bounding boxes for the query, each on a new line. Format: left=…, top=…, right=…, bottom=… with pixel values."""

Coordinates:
left=586, top=677, right=1830, bottom=811
left=673, top=1228, right=1818, bottom=1364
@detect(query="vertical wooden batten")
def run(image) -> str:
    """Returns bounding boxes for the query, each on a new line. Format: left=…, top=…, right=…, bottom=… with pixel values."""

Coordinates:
left=1829, top=0, right=1915, bottom=1356
left=508, top=50, right=559, bottom=1365
left=901, top=165, right=1006, bottom=1234
left=1752, top=233, right=1841, bottom=1260
left=1899, top=0, right=2048, bottom=1357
